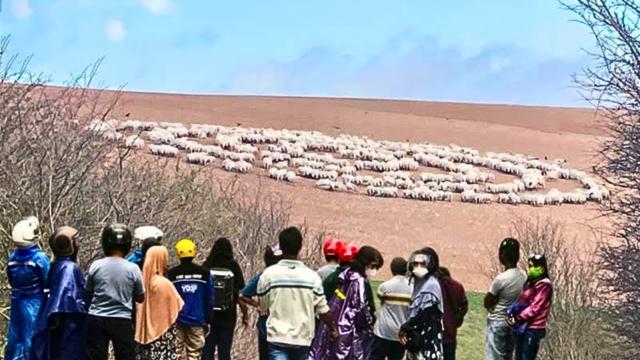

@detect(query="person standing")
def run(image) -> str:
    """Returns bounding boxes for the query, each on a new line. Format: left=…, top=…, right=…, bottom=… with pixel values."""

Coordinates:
left=399, top=249, right=444, bottom=360
left=484, top=238, right=526, bottom=360
left=370, top=257, right=413, bottom=360
left=317, top=237, right=344, bottom=281
left=201, top=237, right=248, bottom=360
left=439, top=267, right=468, bottom=360
left=257, top=227, right=338, bottom=360
left=5, top=216, right=50, bottom=360
left=323, top=243, right=358, bottom=300
left=168, top=239, right=215, bottom=360
left=135, top=246, right=184, bottom=360
left=239, top=244, right=283, bottom=360
left=127, top=226, right=163, bottom=270
left=32, top=226, right=88, bottom=360
left=310, top=246, right=383, bottom=360
left=85, top=224, right=145, bottom=360
left=509, top=254, right=553, bottom=360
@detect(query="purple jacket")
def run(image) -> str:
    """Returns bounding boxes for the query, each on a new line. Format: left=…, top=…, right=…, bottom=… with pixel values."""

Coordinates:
left=309, top=268, right=375, bottom=360
left=517, top=278, right=553, bottom=330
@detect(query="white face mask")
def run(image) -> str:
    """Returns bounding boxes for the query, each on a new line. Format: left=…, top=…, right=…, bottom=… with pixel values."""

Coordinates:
left=412, top=267, right=428, bottom=278
left=365, top=268, right=378, bottom=278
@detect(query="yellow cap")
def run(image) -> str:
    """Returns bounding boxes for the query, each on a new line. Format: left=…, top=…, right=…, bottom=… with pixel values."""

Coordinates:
left=176, top=239, right=196, bottom=258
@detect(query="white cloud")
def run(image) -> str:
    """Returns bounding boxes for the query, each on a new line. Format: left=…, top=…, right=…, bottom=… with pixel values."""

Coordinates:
left=9, top=0, right=33, bottom=19
left=140, top=0, right=171, bottom=15
left=105, top=18, right=126, bottom=43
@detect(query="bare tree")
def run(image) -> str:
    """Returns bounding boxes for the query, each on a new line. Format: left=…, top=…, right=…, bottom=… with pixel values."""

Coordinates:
left=486, top=217, right=633, bottom=359
left=0, top=36, right=324, bottom=358
left=560, top=0, right=640, bottom=348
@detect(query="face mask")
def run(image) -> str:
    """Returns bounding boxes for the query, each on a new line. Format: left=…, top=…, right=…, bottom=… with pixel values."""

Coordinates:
left=365, top=268, right=378, bottom=278
left=412, top=267, right=428, bottom=278
left=528, top=266, right=544, bottom=279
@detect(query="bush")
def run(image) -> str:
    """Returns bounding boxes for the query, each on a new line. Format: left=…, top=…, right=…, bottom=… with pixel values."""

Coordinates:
left=486, top=216, right=634, bottom=359
left=0, top=36, right=324, bottom=357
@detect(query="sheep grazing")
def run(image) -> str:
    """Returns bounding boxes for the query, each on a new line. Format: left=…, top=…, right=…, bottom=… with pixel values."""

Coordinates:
left=224, top=151, right=255, bottom=163
left=274, top=161, right=289, bottom=170
left=297, top=167, right=338, bottom=180
left=202, top=145, right=225, bottom=158
left=485, top=180, right=524, bottom=194
left=521, top=169, right=546, bottom=190
left=338, top=165, right=357, bottom=176
left=562, top=192, right=588, bottom=204
left=353, top=175, right=374, bottom=186
left=520, top=194, right=546, bottom=207
left=268, top=168, right=296, bottom=182
left=148, top=144, right=178, bottom=158
left=124, top=135, right=144, bottom=149
left=403, top=187, right=452, bottom=202
left=398, top=158, right=419, bottom=171
left=498, top=193, right=521, bottom=205
left=316, top=179, right=355, bottom=192
left=186, top=152, right=215, bottom=166
left=366, top=186, right=398, bottom=198
left=461, top=191, right=493, bottom=204
left=147, top=129, right=175, bottom=144
left=262, top=158, right=273, bottom=169
left=222, top=159, right=252, bottom=173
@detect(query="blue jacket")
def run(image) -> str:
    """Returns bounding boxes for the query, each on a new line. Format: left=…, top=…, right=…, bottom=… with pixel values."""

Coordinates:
left=5, top=246, right=50, bottom=360
left=127, top=248, right=144, bottom=269
left=31, top=258, right=87, bottom=360
left=167, top=260, right=214, bottom=326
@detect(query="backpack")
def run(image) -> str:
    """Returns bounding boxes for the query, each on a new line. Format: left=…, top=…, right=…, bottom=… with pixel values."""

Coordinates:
left=210, top=268, right=235, bottom=312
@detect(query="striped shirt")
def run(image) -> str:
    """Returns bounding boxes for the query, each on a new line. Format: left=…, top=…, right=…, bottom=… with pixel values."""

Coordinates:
left=257, top=259, right=330, bottom=347
left=374, top=275, right=413, bottom=341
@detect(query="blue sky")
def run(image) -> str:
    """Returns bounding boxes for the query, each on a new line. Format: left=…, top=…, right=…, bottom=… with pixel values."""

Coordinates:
left=0, top=0, right=596, bottom=106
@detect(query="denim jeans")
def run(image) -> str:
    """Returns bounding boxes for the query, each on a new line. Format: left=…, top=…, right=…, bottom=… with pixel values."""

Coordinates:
left=485, top=318, right=516, bottom=360
left=268, top=343, right=309, bottom=360
left=515, top=329, right=546, bottom=360
left=202, top=324, right=235, bottom=360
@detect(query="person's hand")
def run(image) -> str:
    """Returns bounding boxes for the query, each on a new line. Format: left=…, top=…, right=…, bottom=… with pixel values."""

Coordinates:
left=398, top=331, right=408, bottom=346
left=506, top=315, right=516, bottom=326
left=257, top=306, right=269, bottom=317
left=329, top=327, right=339, bottom=341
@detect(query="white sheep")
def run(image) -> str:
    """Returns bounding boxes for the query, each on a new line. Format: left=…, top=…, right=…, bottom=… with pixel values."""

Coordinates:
left=186, top=152, right=215, bottom=165
left=222, top=159, right=252, bottom=173
left=366, top=186, right=398, bottom=198
left=124, top=135, right=144, bottom=149
left=148, top=144, right=178, bottom=157
left=268, top=168, right=296, bottom=182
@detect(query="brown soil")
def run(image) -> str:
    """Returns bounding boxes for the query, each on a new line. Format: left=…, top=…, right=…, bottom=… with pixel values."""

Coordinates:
left=114, top=91, right=611, bottom=291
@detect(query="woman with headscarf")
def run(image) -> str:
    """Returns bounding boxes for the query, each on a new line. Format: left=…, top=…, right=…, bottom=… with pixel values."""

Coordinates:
left=309, top=246, right=383, bottom=360
left=507, top=254, right=553, bottom=360
left=399, top=248, right=444, bottom=360
left=201, top=237, right=248, bottom=360
left=31, top=226, right=87, bottom=360
left=135, top=246, right=184, bottom=360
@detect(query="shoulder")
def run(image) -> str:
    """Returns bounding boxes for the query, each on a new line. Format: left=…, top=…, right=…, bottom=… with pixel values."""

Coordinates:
left=88, top=258, right=104, bottom=273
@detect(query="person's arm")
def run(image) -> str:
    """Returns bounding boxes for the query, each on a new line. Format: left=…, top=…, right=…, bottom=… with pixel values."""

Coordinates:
left=517, top=282, right=552, bottom=322
left=132, top=267, right=145, bottom=303
left=484, top=277, right=502, bottom=311
left=85, top=266, right=95, bottom=307
left=318, top=311, right=339, bottom=340
left=233, top=262, right=249, bottom=327
left=376, top=282, right=388, bottom=305
left=36, top=252, right=51, bottom=288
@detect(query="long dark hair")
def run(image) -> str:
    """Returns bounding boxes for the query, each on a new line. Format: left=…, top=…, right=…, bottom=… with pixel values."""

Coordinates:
left=203, top=237, right=235, bottom=268
left=351, top=246, right=383, bottom=274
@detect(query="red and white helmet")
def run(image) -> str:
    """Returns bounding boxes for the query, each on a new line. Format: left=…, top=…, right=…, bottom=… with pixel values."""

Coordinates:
left=322, top=237, right=344, bottom=257
left=338, top=244, right=358, bottom=263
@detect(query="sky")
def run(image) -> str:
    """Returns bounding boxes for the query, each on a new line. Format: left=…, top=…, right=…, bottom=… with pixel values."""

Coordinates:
left=0, top=0, right=597, bottom=106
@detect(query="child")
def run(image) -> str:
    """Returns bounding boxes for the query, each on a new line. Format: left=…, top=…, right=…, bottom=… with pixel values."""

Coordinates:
left=317, top=237, right=344, bottom=281
left=239, top=244, right=282, bottom=360
left=167, top=239, right=215, bottom=360
left=370, top=257, right=413, bottom=360
left=85, top=223, right=144, bottom=360
left=32, top=226, right=87, bottom=360
left=5, top=216, right=50, bottom=360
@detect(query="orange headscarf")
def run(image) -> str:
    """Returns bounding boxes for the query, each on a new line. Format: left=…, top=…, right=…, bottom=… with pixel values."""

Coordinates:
left=135, top=246, right=184, bottom=344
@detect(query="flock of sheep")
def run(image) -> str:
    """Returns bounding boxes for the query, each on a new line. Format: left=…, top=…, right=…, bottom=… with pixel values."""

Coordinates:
left=88, top=119, right=610, bottom=207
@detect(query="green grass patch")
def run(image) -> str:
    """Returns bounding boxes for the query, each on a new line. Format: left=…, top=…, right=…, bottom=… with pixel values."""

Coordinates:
left=371, top=281, right=484, bottom=360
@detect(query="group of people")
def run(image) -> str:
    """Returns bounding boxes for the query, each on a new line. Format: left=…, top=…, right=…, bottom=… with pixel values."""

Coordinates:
left=4, top=215, right=553, bottom=360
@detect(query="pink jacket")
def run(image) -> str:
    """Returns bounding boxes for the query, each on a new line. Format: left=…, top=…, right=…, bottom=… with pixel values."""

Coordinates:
left=517, top=278, right=553, bottom=330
